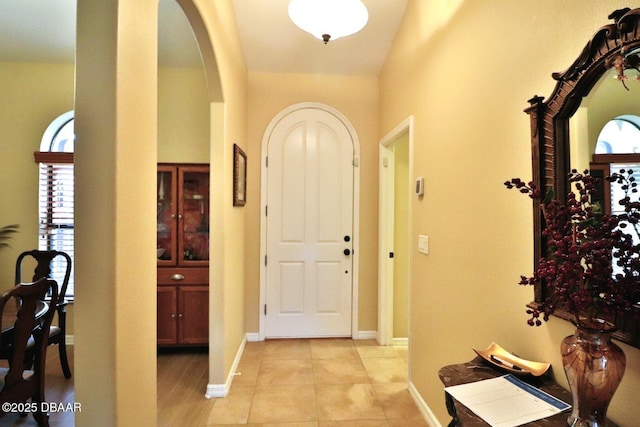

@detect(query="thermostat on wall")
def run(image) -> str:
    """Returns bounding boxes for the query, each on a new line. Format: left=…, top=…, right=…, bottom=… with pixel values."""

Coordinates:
left=415, top=177, right=424, bottom=196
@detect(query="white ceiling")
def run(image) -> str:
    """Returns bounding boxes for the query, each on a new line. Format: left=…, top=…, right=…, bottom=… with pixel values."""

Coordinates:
left=0, top=0, right=408, bottom=75
left=0, top=0, right=76, bottom=64
left=231, top=0, right=408, bottom=75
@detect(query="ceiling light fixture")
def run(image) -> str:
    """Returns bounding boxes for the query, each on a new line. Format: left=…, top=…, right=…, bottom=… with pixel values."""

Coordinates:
left=288, top=0, right=369, bottom=44
left=605, top=8, right=640, bottom=91
left=607, top=48, right=640, bottom=91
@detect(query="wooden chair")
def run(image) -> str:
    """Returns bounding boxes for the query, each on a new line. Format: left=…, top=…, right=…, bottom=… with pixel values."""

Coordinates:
left=0, top=277, right=59, bottom=427
left=15, top=250, right=72, bottom=379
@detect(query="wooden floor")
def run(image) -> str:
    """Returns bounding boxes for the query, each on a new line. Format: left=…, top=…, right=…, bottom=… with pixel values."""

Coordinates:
left=157, top=347, right=214, bottom=426
left=0, top=345, right=75, bottom=426
left=1, top=340, right=425, bottom=426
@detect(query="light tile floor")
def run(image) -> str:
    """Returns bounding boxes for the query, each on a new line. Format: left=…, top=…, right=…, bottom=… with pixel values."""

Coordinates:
left=205, top=338, right=428, bottom=426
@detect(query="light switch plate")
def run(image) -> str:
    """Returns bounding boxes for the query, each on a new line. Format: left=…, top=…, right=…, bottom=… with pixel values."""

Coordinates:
left=418, top=235, right=429, bottom=255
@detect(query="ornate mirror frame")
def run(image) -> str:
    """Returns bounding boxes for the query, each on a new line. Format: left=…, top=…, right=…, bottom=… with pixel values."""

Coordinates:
left=526, top=8, right=640, bottom=348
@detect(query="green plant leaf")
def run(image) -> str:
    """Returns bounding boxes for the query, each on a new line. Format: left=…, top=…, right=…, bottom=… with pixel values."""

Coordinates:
left=544, top=187, right=556, bottom=204
left=0, top=224, right=19, bottom=249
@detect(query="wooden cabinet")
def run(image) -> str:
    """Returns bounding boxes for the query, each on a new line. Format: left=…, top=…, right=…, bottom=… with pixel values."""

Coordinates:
left=157, top=284, right=209, bottom=345
left=156, top=164, right=209, bottom=346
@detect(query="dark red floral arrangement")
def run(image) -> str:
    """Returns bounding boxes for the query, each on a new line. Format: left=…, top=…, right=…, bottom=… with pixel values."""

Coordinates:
left=505, top=169, right=640, bottom=328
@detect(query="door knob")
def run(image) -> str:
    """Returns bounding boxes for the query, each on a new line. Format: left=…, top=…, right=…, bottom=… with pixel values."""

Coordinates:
left=344, top=235, right=351, bottom=242
left=344, top=249, right=351, bottom=256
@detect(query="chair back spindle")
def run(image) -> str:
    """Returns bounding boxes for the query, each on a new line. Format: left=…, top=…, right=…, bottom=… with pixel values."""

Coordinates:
left=0, top=278, right=58, bottom=426
left=11, top=250, right=73, bottom=379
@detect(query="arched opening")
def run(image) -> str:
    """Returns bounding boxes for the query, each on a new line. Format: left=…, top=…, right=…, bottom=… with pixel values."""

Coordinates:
left=157, top=0, right=226, bottom=403
left=73, top=0, right=225, bottom=423
left=595, top=115, right=640, bottom=154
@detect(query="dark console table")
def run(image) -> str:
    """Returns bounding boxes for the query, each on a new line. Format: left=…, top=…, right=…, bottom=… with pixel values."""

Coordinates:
left=438, top=357, right=618, bottom=427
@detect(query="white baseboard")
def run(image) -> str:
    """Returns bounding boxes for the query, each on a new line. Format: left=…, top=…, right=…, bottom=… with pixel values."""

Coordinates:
left=243, top=331, right=377, bottom=341
left=204, top=383, right=228, bottom=399
left=245, top=332, right=261, bottom=342
left=354, top=330, right=377, bottom=340
left=392, top=337, right=408, bottom=346
left=205, top=335, right=248, bottom=399
left=65, top=335, right=74, bottom=346
left=408, top=381, right=442, bottom=427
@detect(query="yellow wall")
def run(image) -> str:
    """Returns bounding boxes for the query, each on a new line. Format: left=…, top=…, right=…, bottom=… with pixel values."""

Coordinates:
left=6, top=1, right=640, bottom=424
left=245, top=73, right=379, bottom=334
left=74, top=0, right=159, bottom=424
left=393, top=135, right=409, bottom=338
left=380, top=0, right=640, bottom=424
left=0, top=63, right=74, bottom=282
left=158, top=67, right=210, bottom=162
left=0, top=63, right=211, bottom=341
left=194, top=0, right=249, bottom=382
left=2, top=1, right=246, bottom=423
left=0, top=62, right=76, bottom=334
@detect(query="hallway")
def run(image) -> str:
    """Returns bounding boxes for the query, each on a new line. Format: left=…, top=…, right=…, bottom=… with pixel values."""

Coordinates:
left=158, top=338, right=428, bottom=426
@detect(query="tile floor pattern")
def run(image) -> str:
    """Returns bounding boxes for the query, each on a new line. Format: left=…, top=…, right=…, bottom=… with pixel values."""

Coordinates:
left=0, top=340, right=425, bottom=426
left=203, top=338, right=428, bottom=426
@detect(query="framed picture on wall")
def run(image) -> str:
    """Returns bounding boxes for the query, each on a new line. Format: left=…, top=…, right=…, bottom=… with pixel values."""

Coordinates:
left=233, top=144, right=247, bottom=206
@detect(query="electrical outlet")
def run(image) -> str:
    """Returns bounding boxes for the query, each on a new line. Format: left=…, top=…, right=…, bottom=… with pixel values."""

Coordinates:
left=418, top=235, right=429, bottom=255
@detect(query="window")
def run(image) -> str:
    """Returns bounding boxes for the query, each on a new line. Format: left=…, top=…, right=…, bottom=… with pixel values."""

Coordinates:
left=592, top=115, right=640, bottom=212
left=592, top=116, right=640, bottom=288
left=34, top=111, right=75, bottom=299
left=594, top=115, right=640, bottom=154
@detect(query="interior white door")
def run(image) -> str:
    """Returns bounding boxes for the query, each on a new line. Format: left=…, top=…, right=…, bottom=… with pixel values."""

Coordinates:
left=265, top=108, right=354, bottom=338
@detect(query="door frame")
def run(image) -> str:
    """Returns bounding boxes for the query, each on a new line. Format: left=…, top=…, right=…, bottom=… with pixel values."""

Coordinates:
left=258, top=102, right=361, bottom=340
left=378, top=116, right=414, bottom=346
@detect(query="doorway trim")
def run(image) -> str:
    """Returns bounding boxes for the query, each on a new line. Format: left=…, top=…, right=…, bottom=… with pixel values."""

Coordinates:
left=258, top=102, right=361, bottom=340
left=378, top=116, right=414, bottom=346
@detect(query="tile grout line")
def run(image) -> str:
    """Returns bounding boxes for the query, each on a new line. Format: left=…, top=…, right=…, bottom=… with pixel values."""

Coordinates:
left=243, top=350, right=262, bottom=425
left=208, top=339, right=413, bottom=426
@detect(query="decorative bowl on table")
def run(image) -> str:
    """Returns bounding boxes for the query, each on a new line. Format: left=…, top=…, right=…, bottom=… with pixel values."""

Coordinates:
left=473, top=342, right=550, bottom=376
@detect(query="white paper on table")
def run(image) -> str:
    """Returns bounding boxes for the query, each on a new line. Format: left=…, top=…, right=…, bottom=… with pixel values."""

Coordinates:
left=444, top=374, right=571, bottom=427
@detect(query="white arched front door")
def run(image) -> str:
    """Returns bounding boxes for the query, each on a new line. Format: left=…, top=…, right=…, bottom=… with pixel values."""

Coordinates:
left=261, top=103, right=358, bottom=338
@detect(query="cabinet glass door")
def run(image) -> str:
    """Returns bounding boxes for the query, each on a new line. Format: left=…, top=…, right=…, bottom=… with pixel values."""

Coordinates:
left=179, top=168, right=209, bottom=265
left=157, top=167, right=176, bottom=265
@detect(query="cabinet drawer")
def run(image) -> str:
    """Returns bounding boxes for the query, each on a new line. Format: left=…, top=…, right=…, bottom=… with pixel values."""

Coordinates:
left=157, top=267, right=208, bottom=285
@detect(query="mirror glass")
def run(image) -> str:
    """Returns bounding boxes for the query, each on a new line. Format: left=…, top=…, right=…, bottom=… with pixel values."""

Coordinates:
left=570, top=65, right=640, bottom=172
left=572, top=58, right=640, bottom=303
left=528, top=8, right=640, bottom=347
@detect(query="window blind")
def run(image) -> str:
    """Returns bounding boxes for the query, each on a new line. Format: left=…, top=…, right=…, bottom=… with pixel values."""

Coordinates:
left=38, top=162, right=75, bottom=299
left=610, top=164, right=640, bottom=215
left=610, top=164, right=640, bottom=282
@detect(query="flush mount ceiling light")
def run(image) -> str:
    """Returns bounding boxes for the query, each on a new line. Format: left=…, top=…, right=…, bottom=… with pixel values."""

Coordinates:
left=288, top=0, right=369, bottom=44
